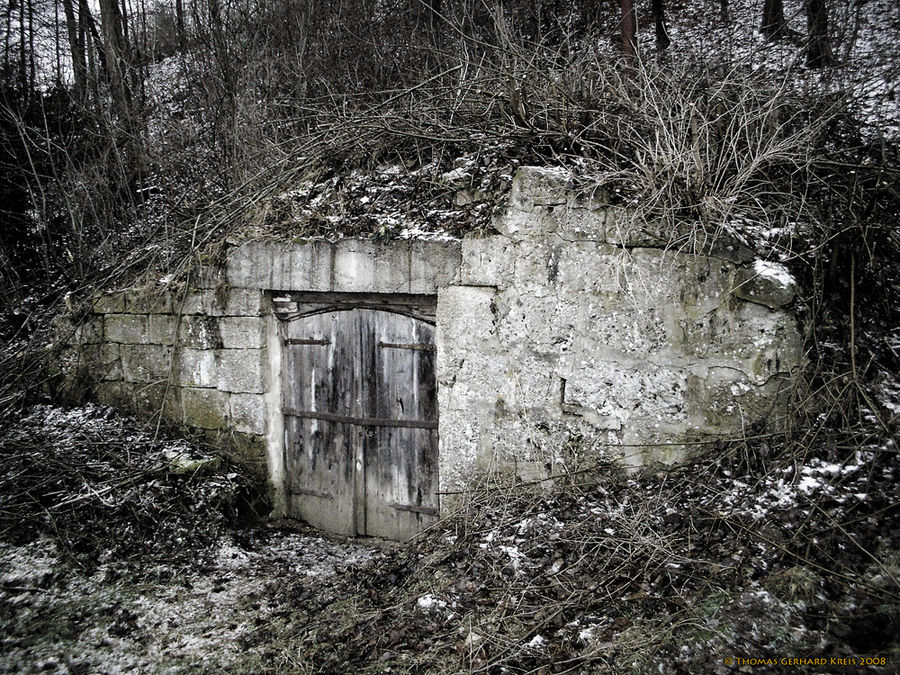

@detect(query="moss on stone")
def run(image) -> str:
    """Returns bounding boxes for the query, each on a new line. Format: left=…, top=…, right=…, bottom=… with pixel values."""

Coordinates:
left=181, top=387, right=229, bottom=430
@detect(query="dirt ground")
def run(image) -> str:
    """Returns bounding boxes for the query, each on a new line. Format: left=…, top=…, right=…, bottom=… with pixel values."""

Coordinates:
left=1, top=525, right=379, bottom=674
left=1, top=404, right=898, bottom=674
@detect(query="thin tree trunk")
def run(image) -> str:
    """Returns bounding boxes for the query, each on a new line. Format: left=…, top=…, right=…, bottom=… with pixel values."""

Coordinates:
left=3, top=3, right=11, bottom=79
left=80, top=0, right=103, bottom=105
left=805, top=0, right=833, bottom=68
left=27, top=0, right=35, bottom=92
left=55, top=0, right=62, bottom=80
left=761, top=0, right=788, bottom=40
left=62, top=0, right=87, bottom=96
left=175, top=0, right=185, bottom=50
left=652, top=0, right=670, bottom=52
left=98, top=0, right=132, bottom=123
left=621, top=0, right=636, bottom=63
left=19, top=0, right=28, bottom=94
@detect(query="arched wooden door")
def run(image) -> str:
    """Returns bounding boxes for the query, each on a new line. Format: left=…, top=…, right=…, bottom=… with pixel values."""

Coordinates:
left=282, top=308, right=438, bottom=540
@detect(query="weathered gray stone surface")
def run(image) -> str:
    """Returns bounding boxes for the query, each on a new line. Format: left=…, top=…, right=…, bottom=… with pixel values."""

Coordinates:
left=218, top=317, right=266, bottom=349
left=229, top=393, right=267, bottom=435
left=178, top=316, right=222, bottom=349
left=104, top=314, right=148, bottom=344
left=217, top=349, right=268, bottom=393
left=120, top=344, right=172, bottom=383
left=181, top=387, right=229, bottom=430
left=177, top=348, right=217, bottom=388
left=437, top=167, right=803, bottom=493
left=226, top=239, right=461, bottom=293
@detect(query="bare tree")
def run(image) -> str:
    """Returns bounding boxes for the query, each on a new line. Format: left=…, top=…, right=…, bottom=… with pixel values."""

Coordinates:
left=61, top=0, right=87, bottom=97
left=652, top=0, right=670, bottom=52
left=98, top=0, right=134, bottom=126
left=621, top=0, right=636, bottom=62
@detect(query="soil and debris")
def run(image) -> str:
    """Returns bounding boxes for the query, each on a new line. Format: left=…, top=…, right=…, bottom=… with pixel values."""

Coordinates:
left=0, top=404, right=378, bottom=674
left=1, top=402, right=898, bottom=673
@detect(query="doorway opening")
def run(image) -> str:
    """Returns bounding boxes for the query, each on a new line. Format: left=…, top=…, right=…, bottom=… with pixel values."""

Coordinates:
left=274, top=292, right=438, bottom=540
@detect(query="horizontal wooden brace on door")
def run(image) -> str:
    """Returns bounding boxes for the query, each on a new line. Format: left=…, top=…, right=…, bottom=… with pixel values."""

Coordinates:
left=378, top=341, right=436, bottom=351
left=288, top=488, right=332, bottom=499
left=283, top=408, right=438, bottom=429
left=389, top=502, right=438, bottom=516
left=284, top=338, right=330, bottom=345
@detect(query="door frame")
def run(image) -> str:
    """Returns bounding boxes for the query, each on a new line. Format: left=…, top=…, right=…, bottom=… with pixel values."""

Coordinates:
left=272, top=291, right=438, bottom=538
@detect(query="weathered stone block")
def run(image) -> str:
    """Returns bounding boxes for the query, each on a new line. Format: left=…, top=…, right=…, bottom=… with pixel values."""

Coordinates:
left=56, top=344, right=99, bottom=383
left=436, top=285, right=499, bottom=372
left=218, top=317, right=266, bottom=349
left=460, top=236, right=514, bottom=287
left=100, top=343, right=122, bottom=381
left=496, top=291, right=568, bottom=353
left=180, top=290, right=214, bottom=316
left=510, top=238, right=565, bottom=288
left=556, top=242, right=624, bottom=295
left=226, top=240, right=277, bottom=288
left=177, top=348, right=217, bottom=388
left=268, top=241, right=333, bottom=291
left=147, top=314, right=179, bottom=345
left=181, top=288, right=265, bottom=317
left=733, top=260, right=797, bottom=309
left=194, top=263, right=223, bottom=290
left=693, top=368, right=793, bottom=432
left=217, top=349, right=267, bottom=393
left=132, top=381, right=181, bottom=423
left=333, top=240, right=411, bottom=293
left=229, top=393, right=267, bottom=435
left=225, top=289, right=266, bottom=316
left=120, top=344, right=172, bottom=383
left=124, top=289, right=174, bottom=315
left=95, top=381, right=132, bottom=410
left=508, top=166, right=571, bottom=211
left=409, top=239, right=462, bottom=293
left=104, top=314, right=148, bottom=344
left=559, top=359, right=689, bottom=428
left=178, top=316, right=222, bottom=349
left=547, top=206, right=607, bottom=241
left=74, top=317, right=104, bottom=345
left=575, top=308, right=669, bottom=357
left=92, top=293, right=127, bottom=314
left=604, top=208, right=672, bottom=248
left=181, top=387, right=229, bottom=430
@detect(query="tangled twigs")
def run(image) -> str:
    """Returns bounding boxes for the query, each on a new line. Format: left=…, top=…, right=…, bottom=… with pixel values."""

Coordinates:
left=0, top=404, right=264, bottom=566
left=271, top=427, right=898, bottom=674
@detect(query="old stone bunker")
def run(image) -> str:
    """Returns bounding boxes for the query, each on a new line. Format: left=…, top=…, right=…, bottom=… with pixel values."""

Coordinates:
left=61, top=167, right=803, bottom=540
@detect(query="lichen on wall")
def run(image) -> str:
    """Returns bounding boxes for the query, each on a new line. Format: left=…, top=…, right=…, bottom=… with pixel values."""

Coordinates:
left=437, top=167, right=803, bottom=493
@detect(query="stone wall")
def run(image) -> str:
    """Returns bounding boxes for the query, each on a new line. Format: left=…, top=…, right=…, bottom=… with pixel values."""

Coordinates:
left=62, top=167, right=803, bottom=520
left=435, top=168, right=803, bottom=492
left=64, top=286, right=271, bottom=467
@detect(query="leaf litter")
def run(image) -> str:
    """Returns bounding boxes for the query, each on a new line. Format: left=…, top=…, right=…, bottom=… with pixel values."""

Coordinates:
left=1, top=398, right=898, bottom=672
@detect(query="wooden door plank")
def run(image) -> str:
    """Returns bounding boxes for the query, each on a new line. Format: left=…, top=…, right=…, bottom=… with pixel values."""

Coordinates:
left=283, top=311, right=360, bottom=536
left=360, top=309, right=439, bottom=540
